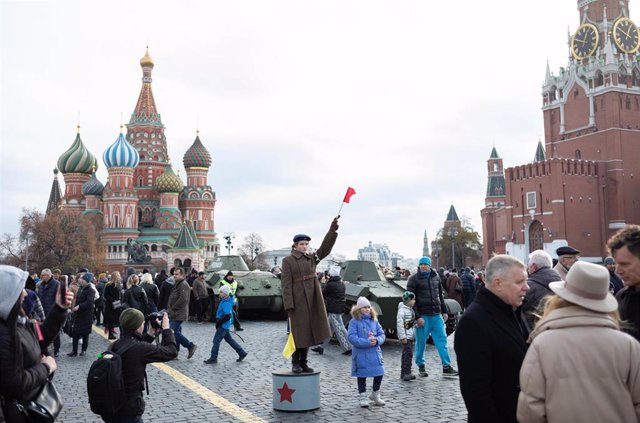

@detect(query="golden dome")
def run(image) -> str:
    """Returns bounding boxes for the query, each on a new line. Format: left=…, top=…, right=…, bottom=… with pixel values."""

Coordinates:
left=140, top=47, right=154, bottom=67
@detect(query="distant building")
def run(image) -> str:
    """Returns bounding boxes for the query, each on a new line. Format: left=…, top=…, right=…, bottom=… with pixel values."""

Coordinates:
left=481, top=0, right=640, bottom=264
left=357, top=241, right=393, bottom=268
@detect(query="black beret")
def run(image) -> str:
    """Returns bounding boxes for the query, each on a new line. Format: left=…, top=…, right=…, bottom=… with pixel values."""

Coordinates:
left=293, top=234, right=311, bottom=243
left=556, top=246, right=580, bottom=256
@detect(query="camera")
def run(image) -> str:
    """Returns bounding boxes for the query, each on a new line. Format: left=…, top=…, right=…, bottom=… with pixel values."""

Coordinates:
left=145, top=310, right=166, bottom=329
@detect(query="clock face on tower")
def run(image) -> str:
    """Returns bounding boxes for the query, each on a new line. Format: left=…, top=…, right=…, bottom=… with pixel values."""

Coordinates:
left=571, top=23, right=599, bottom=59
left=612, top=17, right=640, bottom=53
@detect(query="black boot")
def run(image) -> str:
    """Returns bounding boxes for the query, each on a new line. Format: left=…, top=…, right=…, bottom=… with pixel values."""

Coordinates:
left=291, top=350, right=302, bottom=373
left=300, top=348, right=314, bottom=373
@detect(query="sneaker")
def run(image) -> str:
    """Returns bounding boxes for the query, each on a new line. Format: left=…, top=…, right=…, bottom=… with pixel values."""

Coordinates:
left=311, top=347, right=324, bottom=355
left=67, top=352, right=77, bottom=357
left=203, top=358, right=217, bottom=364
left=342, top=349, right=352, bottom=356
left=418, top=365, right=428, bottom=377
left=443, top=365, right=459, bottom=377
left=237, top=351, right=248, bottom=362
left=187, top=344, right=197, bottom=359
left=359, top=392, right=370, bottom=408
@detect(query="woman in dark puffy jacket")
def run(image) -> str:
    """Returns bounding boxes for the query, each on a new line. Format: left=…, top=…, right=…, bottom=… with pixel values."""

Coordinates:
left=68, top=273, right=96, bottom=356
left=123, top=274, right=148, bottom=315
left=0, top=265, right=73, bottom=422
left=103, top=271, right=123, bottom=339
left=140, top=273, right=159, bottom=314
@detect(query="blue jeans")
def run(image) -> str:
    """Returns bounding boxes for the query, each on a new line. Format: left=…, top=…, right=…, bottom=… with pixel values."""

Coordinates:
left=209, top=327, right=245, bottom=360
left=102, top=416, right=143, bottom=423
left=414, top=314, right=450, bottom=367
left=169, top=320, right=193, bottom=351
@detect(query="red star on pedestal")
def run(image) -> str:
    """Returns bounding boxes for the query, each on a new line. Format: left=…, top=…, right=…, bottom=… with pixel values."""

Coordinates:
left=277, top=382, right=296, bottom=403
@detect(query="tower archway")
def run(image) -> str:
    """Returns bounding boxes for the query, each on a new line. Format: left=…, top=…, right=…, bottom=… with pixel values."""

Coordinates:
left=528, top=220, right=544, bottom=252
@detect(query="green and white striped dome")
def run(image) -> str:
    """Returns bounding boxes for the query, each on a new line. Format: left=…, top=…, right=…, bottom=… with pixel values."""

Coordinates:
left=57, top=132, right=97, bottom=174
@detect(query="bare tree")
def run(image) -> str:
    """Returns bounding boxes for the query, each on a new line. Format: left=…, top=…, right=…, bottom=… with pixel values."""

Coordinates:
left=238, top=233, right=266, bottom=270
left=0, top=233, right=23, bottom=267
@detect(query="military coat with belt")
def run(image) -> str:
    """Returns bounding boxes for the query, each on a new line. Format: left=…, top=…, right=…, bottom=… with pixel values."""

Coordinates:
left=282, top=229, right=337, bottom=348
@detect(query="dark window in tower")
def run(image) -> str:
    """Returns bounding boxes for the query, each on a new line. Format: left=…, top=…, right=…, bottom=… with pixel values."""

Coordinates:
left=575, top=150, right=582, bottom=160
left=573, top=89, right=579, bottom=99
left=138, top=177, right=143, bottom=187
left=115, top=215, right=119, bottom=228
left=626, top=97, right=631, bottom=110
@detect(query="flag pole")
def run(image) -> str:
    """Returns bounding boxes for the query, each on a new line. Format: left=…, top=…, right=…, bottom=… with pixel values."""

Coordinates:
left=337, top=202, right=345, bottom=216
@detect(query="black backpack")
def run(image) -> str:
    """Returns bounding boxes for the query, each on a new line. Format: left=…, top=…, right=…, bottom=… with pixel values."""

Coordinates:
left=87, top=341, right=137, bottom=416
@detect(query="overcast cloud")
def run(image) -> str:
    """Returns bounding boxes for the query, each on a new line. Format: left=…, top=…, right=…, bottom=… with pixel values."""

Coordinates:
left=1, top=0, right=627, bottom=259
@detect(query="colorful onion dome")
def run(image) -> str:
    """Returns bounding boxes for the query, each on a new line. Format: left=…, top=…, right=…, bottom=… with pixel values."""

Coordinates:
left=103, top=131, right=140, bottom=168
left=82, top=171, right=104, bottom=196
left=140, top=47, right=154, bottom=67
left=183, top=135, right=212, bottom=168
left=155, top=163, right=183, bottom=193
left=57, top=132, right=97, bottom=174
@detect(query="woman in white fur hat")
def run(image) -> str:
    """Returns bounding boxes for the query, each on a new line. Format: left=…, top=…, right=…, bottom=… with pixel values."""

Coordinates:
left=517, top=260, right=640, bottom=423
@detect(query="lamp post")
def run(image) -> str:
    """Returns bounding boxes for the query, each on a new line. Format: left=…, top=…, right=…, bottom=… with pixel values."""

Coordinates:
left=432, top=243, right=441, bottom=269
left=273, top=256, right=278, bottom=267
left=448, top=228, right=458, bottom=269
left=253, top=247, right=260, bottom=265
left=223, top=232, right=235, bottom=255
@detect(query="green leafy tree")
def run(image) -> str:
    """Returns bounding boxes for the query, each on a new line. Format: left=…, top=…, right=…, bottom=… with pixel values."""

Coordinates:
left=432, top=216, right=482, bottom=270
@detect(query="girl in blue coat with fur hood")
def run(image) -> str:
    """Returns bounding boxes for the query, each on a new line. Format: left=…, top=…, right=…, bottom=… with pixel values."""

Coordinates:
left=348, top=296, right=386, bottom=408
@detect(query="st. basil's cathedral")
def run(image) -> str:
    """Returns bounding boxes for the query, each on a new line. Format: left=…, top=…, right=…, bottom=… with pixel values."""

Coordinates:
left=47, top=49, right=219, bottom=273
left=482, top=0, right=640, bottom=264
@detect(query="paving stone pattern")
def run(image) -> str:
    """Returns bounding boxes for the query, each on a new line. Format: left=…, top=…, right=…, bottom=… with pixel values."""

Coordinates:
left=54, top=320, right=468, bottom=422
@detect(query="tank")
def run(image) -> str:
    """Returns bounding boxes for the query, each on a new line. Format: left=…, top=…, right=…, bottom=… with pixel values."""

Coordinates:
left=340, top=260, right=461, bottom=338
left=205, top=255, right=284, bottom=316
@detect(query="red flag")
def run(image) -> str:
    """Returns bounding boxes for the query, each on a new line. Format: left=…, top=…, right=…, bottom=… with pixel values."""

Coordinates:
left=343, top=187, right=356, bottom=203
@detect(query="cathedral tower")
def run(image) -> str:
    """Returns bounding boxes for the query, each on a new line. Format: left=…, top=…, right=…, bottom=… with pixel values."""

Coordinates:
left=56, top=127, right=97, bottom=212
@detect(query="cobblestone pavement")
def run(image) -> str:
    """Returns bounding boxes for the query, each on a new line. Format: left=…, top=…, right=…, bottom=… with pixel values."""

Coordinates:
left=54, top=318, right=468, bottom=423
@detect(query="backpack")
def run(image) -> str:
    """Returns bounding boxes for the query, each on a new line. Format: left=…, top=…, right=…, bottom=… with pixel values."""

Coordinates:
left=87, top=341, right=138, bottom=416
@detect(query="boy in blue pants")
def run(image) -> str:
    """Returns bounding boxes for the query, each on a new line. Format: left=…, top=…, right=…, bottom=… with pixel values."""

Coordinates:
left=204, top=285, right=248, bottom=364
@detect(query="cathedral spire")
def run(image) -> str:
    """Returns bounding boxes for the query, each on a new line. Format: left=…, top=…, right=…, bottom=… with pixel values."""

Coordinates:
left=46, top=168, right=62, bottom=214
left=130, top=47, right=162, bottom=126
left=422, top=230, right=430, bottom=257
left=533, top=140, right=546, bottom=162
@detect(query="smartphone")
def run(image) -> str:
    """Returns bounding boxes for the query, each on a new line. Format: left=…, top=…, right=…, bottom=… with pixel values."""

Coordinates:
left=59, top=277, right=67, bottom=305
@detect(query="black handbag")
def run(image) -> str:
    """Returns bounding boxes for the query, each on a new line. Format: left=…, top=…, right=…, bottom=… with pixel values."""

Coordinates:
left=62, top=313, right=75, bottom=336
left=23, top=379, right=63, bottom=423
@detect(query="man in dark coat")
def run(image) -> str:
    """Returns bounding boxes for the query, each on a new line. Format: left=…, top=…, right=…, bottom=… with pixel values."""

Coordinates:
left=282, top=217, right=339, bottom=373
left=36, top=268, right=61, bottom=356
left=553, top=245, right=580, bottom=280
left=98, top=308, right=177, bottom=422
left=312, top=265, right=351, bottom=355
left=454, top=255, right=530, bottom=423
left=68, top=272, right=96, bottom=356
left=167, top=268, right=197, bottom=358
left=521, top=249, right=562, bottom=330
left=604, top=256, right=624, bottom=295
left=460, top=267, right=476, bottom=308
left=608, top=225, right=640, bottom=342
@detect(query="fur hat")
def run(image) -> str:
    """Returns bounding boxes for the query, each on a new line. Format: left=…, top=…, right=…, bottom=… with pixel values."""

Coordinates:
left=402, top=291, right=415, bottom=303
left=419, top=257, right=432, bottom=266
left=219, top=285, right=231, bottom=296
left=356, top=296, right=371, bottom=309
left=329, top=265, right=341, bottom=278
left=549, top=261, right=618, bottom=313
left=119, top=308, right=145, bottom=332
left=0, top=265, right=28, bottom=320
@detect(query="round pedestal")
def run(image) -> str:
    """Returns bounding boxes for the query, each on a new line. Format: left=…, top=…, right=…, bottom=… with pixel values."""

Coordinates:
left=272, top=368, right=320, bottom=412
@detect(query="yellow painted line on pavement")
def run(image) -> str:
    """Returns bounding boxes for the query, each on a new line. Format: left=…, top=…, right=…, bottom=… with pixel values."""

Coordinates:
left=92, top=325, right=266, bottom=423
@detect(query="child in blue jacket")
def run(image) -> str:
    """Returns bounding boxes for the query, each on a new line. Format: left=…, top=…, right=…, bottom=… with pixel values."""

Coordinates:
left=203, top=285, right=248, bottom=364
left=348, top=296, right=385, bottom=408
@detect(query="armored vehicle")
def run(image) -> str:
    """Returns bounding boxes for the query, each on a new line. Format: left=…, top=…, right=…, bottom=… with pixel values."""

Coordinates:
left=340, top=260, right=462, bottom=338
left=205, top=255, right=284, bottom=316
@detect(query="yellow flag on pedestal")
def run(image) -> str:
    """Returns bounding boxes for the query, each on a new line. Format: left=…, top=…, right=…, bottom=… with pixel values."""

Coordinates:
left=282, top=326, right=296, bottom=359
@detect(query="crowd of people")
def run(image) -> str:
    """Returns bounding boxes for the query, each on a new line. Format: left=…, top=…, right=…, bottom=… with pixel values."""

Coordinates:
left=2, top=222, right=640, bottom=422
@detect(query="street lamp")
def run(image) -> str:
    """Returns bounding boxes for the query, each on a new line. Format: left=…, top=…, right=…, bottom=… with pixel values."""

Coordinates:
left=273, top=256, right=278, bottom=267
left=223, top=232, right=235, bottom=255
left=432, top=243, right=441, bottom=269
left=253, top=246, right=260, bottom=265
left=448, top=228, right=458, bottom=269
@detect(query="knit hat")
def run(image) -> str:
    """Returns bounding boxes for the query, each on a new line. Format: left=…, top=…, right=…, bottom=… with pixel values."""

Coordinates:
left=0, top=265, right=28, bottom=320
left=419, top=257, right=432, bottom=266
left=549, top=261, right=618, bottom=313
left=604, top=256, right=615, bottom=265
left=225, top=271, right=234, bottom=278
left=402, top=291, right=415, bottom=303
left=126, top=267, right=136, bottom=277
left=119, top=308, right=145, bottom=332
left=329, top=265, right=341, bottom=278
left=356, top=296, right=371, bottom=309
left=23, top=289, right=39, bottom=316
left=82, top=272, right=94, bottom=282
left=219, top=285, right=231, bottom=296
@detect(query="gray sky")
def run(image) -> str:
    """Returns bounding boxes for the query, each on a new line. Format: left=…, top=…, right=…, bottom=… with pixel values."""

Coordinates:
left=1, top=0, right=626, bottom=259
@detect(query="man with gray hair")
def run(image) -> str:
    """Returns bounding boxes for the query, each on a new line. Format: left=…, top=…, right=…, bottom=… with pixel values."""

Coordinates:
left=454, top=255, right=530, bottom=423
left=520, top=250, right=562, bottom=330
left=36, top=268, right=61, bottom=356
